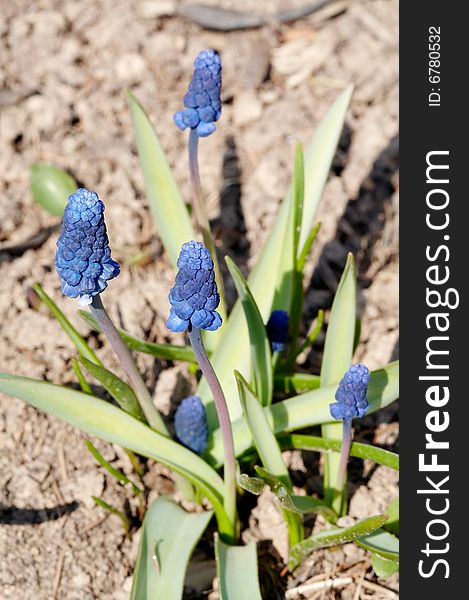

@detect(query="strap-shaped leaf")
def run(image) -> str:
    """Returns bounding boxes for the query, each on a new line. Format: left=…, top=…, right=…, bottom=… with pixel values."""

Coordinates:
left=85, top=440, right=141, bottom=495
left=371, top=552, right=399, bottom=578
left=355, top=528, right=399, bottom=561
left=0, top=374, right=234, bottom=540
left=79, top=355, right=146, bottom=422
left=215, top=535, right=262, bottom=600
left=274, top=372, right=320, bottom=394
left=254, top=466, right=336, bottom=524
left=277, top=433, right=399, bottom=471
left=320, top=253, right=357, bottom=513
left=273, top=144, right=304, bottom=313
left=208, top=361, right=399, bottom=467
left=236, top=372, right=303, bottom=547
left=197, top=87, right=354, bottom=428
left=33, top=284, right=100, bottom=365
left=30, top=163, right=76, bottom=217
left=127, top=90, right=195, bottom=268
left=227, top=261, right=273, bottom=406
left=288, top=514, right=389, bottom=571
left=79, top=310, right=196, bottom=363
left=131, top=496, right=212, bottom=600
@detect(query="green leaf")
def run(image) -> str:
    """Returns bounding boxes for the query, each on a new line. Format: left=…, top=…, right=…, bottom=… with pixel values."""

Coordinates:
left=384, top=497, right=399, bottom=535
left=78, top=310, right=196, bottom=363
left=254, top=466, right=337, bottom=524
left=71, top=358, right=92, bottom=394
left=236, top=372, right=303, bottom=547
left=238, top=473, right=266, bottom=495
left=207, top=361, right=399, bottom=467
left=227, top=260, right=273, bottom=407
left=79, top=355, right=146, bottom=422
left=85, top=440, right=142, bottom=495
left=29, top=163, right=76, bottom=216
left=356, top=529, right=399, bottom=561
left=287, top=225, right=321, bottom=362
left=320, top=253, right=357, bottom=513
left=273, top=144, right=304, bottom=312
left=197, top=87, right=354, bottom=429
left=298, top=86, right=353, bottom=252
left=0, top=374, right=234, bottom=540
left=273, top=372, right=321, bottom=394
left=131, top=496, right=212, bottom=600
left=33, top=284, right=101, bottom=365
left=277, top=434, right=399, bottom=471
left=286, top=495, right=337, bottom=522
left=236, top=374, right=289, bottom=486
left=288, top=514, right=388, bottom=571
left=291, top=309, right=324, bottom=362
left=92, top=496, right=131, bottom=533
left=371, top=552, right=399, bottom=578
left=126, top=90, right=195, bottom=268
left=215, top=535, right=262, bottom=600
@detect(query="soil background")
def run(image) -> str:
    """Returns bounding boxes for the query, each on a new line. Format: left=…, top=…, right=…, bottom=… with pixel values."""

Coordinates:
left=0, top=1, right=398, bottom=598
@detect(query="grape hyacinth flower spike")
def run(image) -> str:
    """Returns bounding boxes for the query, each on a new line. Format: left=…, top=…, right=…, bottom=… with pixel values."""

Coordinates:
left=174, top=395, right=209, bottom=455
left=167, top=240, right=222, bottom=333
left=173, top=50, right=226, bottom=321
left=266, top=310, right=289, bottom=353
left=167, top=241, right=237, bottom=542
left=329, top=364, right=370, bottom=505
left=56, top=188, right=120, bottom=306
left=55, top=188, right=167, bottom=434
left=173, top=49, right=222, bottom=138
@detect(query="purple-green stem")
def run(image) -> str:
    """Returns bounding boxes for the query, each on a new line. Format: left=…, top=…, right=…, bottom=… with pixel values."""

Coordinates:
left=335, top=419, right=352, bottom=513
left=188, top=130, right=226, bottom=320
left=189, top=326, right=237, bottom=542
left=90, top=295, right=168, bottom=436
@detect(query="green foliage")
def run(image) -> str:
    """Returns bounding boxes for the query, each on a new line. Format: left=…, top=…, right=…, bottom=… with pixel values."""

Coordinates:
left=79, top=310, right=196, bottom=363
left=289, top=514, right=389, bottom=571
left=320, top=254, right=357, bottom=513
left=79, top=355, right=146, bottom=422
left=236, top=372, right=303, bottom=546
left=30, top=163, right=76, bottom=216
left=215, top=535, right=262, bottom=600
left=227, top=261, right=273, bottom=406
left=131, top=497, right=212, bottom=600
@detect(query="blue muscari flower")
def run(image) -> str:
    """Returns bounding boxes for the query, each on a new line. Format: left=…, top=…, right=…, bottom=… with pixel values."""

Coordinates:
left=173, top=49, right=222, bottom=137
left=266, top=310, right=289, bottom=352
left=329, top=364, right=370, bottom=421
left=167, top=241, right=222, bottom=332
left=55, top=188, right=120, bottom=305
left=174, top=395, right=208, bottom=455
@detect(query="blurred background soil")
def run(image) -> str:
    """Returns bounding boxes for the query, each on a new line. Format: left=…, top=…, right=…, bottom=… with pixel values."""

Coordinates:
left=0, top=1, right=398, bottom=598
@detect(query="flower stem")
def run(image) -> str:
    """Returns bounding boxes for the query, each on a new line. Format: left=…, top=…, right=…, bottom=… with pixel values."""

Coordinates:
left=188, top=129, right=226, bottom=321
left=90, top=295, right=168, bottom=436
left=334, top=419, right=352, bottom=515
left=189, top=326, right=237, bottom=542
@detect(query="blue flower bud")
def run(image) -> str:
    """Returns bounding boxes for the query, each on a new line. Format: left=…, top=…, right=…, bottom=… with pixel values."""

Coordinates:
left=55, top=188, right=120, bottom=305
left=173, top=49, right=222, bottom=137
left=167, top=241, right=222, bottom=332
left=266, top=310, right=289, bottom=352
left=174, top=395, right=208, bottom=455
left=329, top=364, right=370, bottom=421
